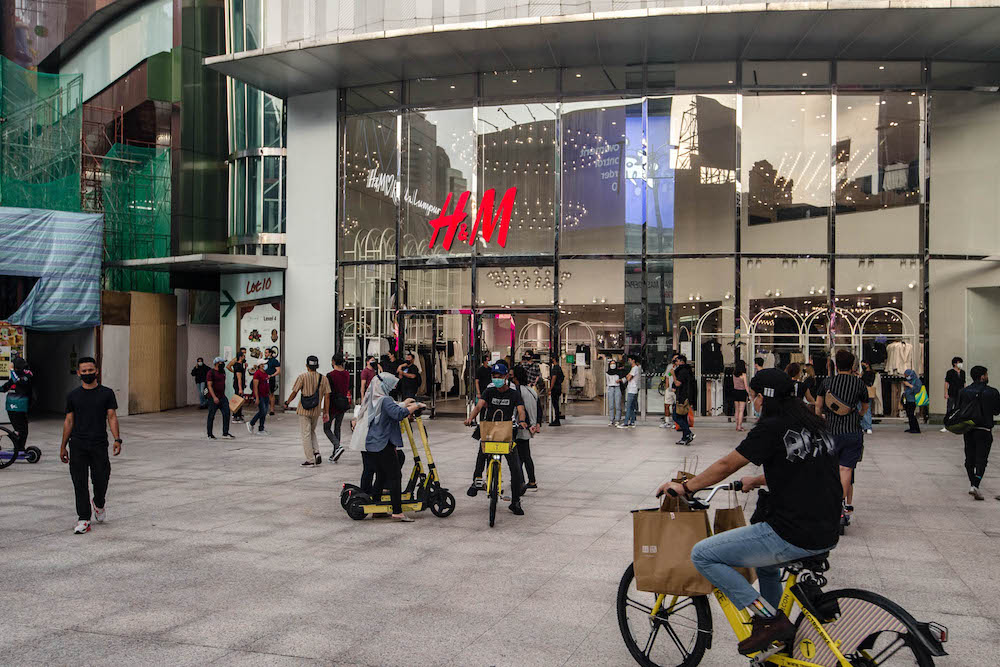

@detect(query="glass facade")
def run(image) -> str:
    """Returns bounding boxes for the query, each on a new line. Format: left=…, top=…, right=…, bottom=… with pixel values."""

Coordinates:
left=333, top=61, right=1000, bottom=419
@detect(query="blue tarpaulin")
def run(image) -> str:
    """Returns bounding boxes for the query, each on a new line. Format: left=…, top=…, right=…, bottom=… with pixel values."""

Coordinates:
left=0, top=206, right=103, bottom=330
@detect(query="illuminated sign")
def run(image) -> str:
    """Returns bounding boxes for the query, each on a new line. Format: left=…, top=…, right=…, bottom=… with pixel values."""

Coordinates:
left=427, top=187, right=518, bottom=251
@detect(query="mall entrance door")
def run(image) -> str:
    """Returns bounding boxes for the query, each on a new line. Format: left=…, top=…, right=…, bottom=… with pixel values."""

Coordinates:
left=398, top=312, right=473, bottom=418
left=474, top=309, right=556, bottom=412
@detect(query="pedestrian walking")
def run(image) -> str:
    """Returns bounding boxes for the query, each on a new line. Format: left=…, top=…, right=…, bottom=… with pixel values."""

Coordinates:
left=227, top=349, right=247, bottom=422
left=512, top=365, right=540, bottom=493
left=733, top=359, right=749, bottom=432
left=619, top=354, right=642, bottom=429
left=59, top=357, right=122, bottom=535
left=2, top=356, right=33, bottom=452
left=325, top=353, right=350, bottom=461
left=901, top=369, right=923, bottom=434
left=548, top=361, right=565, bottom=426
left=860, top=361, right=876, bottom=435
left=672, top=354, right=696, bottom=444
left=206, top=357, right=234, bottom=440
left=606, top=357, right=623, bottom=426
left=942, top=357, right=966, bottom=433
left=815, top=349, right=869, bottom=530
left=247, top=362, right=271, bottom=435
left=264, top=347, right=281, bottom=415
left=659, top=354, right=678, bottom=430
left=521, top=352, right=541, bottom=386
left=360, top=355, right=378, bottom=399
left=956, top=366, right=1000, bottom=501
left=191, top=357, right=209, bottom=408
left=285, top=355, right=331, bottom=466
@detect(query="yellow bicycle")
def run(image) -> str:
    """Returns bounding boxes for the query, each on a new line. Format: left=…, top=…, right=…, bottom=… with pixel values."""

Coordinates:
left=617, top=483, right=949, bottom=667
left=481, top=439, right=512, bottom=527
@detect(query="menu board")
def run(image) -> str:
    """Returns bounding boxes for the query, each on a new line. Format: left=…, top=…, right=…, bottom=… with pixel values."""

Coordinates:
left=239, top=302, right=281, bottom=393
left=0, top=322, right=26, bottom=381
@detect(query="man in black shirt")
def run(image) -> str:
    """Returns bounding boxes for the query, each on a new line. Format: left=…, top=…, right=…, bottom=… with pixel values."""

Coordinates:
left=549, top=362, right=565, bottom=426
left=815, top=350, right=869, bottom=529
left=942, top=356, right=966, bottom=433
left=659, top=369, right=840, bottom=657
left=475, top=357, right=493, bottom=401
left=191, top=357, right=209, bottom=408
left=60, top=357, right=122, bottom=535
left=957, top=365, right=1000, bottom=500
left=397, top=352, right=420, bottom=400
left=464, top=362, right=527, bottom=515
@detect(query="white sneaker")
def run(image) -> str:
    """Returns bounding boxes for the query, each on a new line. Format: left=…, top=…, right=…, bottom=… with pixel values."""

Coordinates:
left=866, top=429, right=873, bottom=435
left=658, top=422, right=670, bottom=428
left=629, top=425, right=636, bottom=429
left=245, top=422, right=253, bottom=434
left=616, top=424, right=627, bottom=429
left=73, top=520, right=90, bottom=534
left=970, top=486, right=977, bottom=496
left=258, top=429, right=270, bottom=437
left=940, top=427, right=948, bottom=433
left=93, top=504, right=106, bottom=523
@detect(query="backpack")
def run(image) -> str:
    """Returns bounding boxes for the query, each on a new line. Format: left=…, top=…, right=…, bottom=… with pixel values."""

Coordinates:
left=300, top=373, right=322, bottom=410
left=944, top=388, right=985, bottom=434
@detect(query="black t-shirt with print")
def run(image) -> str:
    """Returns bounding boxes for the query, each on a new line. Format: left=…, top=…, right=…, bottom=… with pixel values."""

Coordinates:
left=736, top=414, right=842, bottom=550
left=945, top=368, right=966, bottom=400
left=479, top=385, right=524, bottom=424
left=65, top=385, right=118, bottom=448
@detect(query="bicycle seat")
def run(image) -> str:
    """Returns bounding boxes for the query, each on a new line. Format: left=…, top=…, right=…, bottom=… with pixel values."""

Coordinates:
left=786, top=552, right=830, bottom=573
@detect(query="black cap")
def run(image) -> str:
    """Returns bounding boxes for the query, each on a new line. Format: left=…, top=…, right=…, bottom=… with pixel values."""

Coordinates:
left=749, top=368, right=794, bottom=399
left=306, top=355, right=319, bottom=368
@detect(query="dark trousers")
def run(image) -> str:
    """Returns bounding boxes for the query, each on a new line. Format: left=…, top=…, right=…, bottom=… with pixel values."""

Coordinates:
left=360, top=451, right=376, bottom=493
left=323, top=411, right=345, bottom=451
left=517, top=437, right=535, bottom=484
left=473, top=447, right=524, bottom=501
left=69, top=445, right=110, bottom=520
left=207, top=398, right=231, bottom=436
left=372, top=445, right=404, bottom=514
left=8, top=411, right=28, bottom=450
left=904, top=401, right=920, bottom=433
left=551, top=390, right=563, bottom=422
left=964, top=429, right=993, bottom=487
left=249, top=395, right=269, bottom=430
left=673, top=408, right=693, bottom=438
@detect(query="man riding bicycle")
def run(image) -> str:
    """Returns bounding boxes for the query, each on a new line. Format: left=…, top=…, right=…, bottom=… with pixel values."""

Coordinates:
left=656, top=368, right=841, bottom=656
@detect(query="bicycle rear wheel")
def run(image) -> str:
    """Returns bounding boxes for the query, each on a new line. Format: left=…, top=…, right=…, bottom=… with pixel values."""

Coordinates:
left=792, top=589, right=935, bottom=666
left=488, top=459, right=500, bottom=527
left=616, top=563, right=711, bottom=667
left=0, top=426, right=18, bottom=469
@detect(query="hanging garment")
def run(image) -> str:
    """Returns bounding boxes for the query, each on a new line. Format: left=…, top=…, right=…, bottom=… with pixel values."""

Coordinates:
left=863, top=340, right=887, bottom=368
left=885, top=341, right=907, bottom=375
left=883, top=163, right=909, bottom=191
left=873, top=371, right=884, bottom=416
left=762, top=351, right=776, bottom=369
left=701, top=339, right=725, bottom=375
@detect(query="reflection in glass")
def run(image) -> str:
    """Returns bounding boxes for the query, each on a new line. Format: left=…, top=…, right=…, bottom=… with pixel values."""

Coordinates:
left=342, top=113, right=398, bottom=261
left=476, top=266, right=553, bottom=307
left=478, top=104, right=557, bottom=255
left=401, top=268, right=471, bottom=309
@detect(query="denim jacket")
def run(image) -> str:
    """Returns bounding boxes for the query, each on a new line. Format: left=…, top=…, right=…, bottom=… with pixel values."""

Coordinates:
left=365, top=399, right=410, bottom=452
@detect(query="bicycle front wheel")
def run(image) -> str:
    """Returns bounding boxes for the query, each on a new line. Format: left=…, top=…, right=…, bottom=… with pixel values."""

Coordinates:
left=792, top=588, right=935, bottom=666
left=617, top=563, right=711, bottom=667
left=0, top=426, right=18, bottom=469
left=488, top=459, right=500, bottom=528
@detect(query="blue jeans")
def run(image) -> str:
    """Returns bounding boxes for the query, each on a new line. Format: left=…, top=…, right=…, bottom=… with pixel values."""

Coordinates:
left=690, top=522, right=834, bottom=609
left=197, top=381, right=208, bottom=407
left=673, top=406, right=692, bottom=438
left=608, top=389, right=622, bottom=422
left=624, top=392, right=638, bottom=425
left=859, top=402, right=872, bottom=432
left=250, top=394, right=269, bottom=430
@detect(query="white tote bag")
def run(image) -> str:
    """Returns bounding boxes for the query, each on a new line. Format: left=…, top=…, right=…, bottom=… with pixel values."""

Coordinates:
left=349, top=404, right=369, bottom=452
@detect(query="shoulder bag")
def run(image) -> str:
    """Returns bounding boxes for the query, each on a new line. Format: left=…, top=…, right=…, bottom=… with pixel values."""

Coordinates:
left=300, top=373, right=322, bottom=410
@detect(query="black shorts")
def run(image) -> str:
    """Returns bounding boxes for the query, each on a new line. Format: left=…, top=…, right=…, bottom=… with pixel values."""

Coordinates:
left=834, top=432, right=864, bottom=469
left=732, top=389, right=748, bottom=403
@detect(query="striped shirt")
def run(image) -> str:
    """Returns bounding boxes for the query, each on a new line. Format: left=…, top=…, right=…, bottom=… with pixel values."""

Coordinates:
left=291, top=371, right=331, bottom=418
left=817, top=373, right=869, bottom=435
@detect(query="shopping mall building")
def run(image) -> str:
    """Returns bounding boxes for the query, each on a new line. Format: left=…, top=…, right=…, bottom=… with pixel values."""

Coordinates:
left=205, top=0, right=1000, bottom=420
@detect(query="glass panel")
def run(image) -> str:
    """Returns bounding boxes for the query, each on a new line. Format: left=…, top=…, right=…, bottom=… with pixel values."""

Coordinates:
left=742, top=94, right=831, bottom=254
left=837, top=61, right=922, bottom=87
left=477, top=103, right=557, bottom=256
left=401, top=108, right=476, bottom=258
left=559, top=99, right=642, bottom=255
left=245, top=0, right=261, bottom=50
left=645, top=258, right=674, bottom=380
left=836, top=93, right=922, bottom=253
left=234, top=159, right=246, bottom=236
left=742, top=61, right=830, bottom=87
left=647, top=94, right=737, bottom=253
left=262, top=156, right=281, bottom=234
left=407, top=75, right=475, bottom=106
left=341, top=263, right=397, bottom=372
left=346, top=84, right=401, bottom=114
left=648, top=62, right=737, bottom=89
left=930, top=92, right=1000, bottom=254
left=263, top=94, right=283, bottom=148
left=932, top=62, right=1000, bottom=88
left=401, top=268, right=472, bottom=309
left=342, top=113, right=398, bottom=261
left=232, top=82, right=246, bottom=152
left=477, top=266, right=553, bottom=307
left=246, top=158, right=260, bottom=235
left=481, top=69, right=558, bottom=100
left=561, top=65, right=643, bottom=94
left=231, top=0, right=245, bottom=52
left=246, top=86, right=262, bottom=148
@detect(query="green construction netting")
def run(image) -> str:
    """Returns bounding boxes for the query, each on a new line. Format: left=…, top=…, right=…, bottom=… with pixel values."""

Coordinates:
left=0, top=56, right=82, bottom=212
left=102, top=144, right=171, bottom=294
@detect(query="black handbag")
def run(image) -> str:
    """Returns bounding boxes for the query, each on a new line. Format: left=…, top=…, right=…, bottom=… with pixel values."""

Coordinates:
left=332, top=393, right=350, bottom=412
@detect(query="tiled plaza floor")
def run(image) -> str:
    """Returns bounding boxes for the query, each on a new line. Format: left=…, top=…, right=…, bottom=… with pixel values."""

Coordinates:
left=2, top=408, right=997, bottom=666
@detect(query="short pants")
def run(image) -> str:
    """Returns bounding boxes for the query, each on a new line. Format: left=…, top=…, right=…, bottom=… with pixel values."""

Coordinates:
left=834, top=432, right=864, bottom=469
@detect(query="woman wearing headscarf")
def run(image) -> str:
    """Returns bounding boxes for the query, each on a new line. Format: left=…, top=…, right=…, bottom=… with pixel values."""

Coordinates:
left=902, top=369, right=922, bottom=434
left=352, top=372, right=423, bottom=522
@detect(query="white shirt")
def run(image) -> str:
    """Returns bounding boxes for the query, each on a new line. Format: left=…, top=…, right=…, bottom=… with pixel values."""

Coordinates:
left=626, top=364, right=642, bottom=394
left=606, top=365, right=621, bottom=388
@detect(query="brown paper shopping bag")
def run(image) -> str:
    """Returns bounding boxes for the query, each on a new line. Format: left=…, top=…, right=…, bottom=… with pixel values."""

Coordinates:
left=712, top=505, right=757, bottom=585
left=228, top=394, right=245, bottom=413
left=478, top=407, right=514, bottom=443
left=632, top=500, right=714, bottom=595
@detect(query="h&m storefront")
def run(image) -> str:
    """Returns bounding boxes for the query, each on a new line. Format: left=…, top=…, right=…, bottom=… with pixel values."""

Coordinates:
left=335, top=62, right=1000, bottom=421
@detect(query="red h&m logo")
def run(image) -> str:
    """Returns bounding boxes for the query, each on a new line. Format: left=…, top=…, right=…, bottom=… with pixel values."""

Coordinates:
left=427, top=187, right=517, bottom=250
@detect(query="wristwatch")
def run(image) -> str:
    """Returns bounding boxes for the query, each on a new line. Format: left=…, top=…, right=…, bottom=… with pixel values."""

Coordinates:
left=114, top=438, right=123, bottom=444
left=681, top=481, right=693, bottom=496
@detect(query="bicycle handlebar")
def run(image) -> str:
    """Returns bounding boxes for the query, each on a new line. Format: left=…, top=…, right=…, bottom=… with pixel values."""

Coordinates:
left=659, top=481, right=744, bottom=509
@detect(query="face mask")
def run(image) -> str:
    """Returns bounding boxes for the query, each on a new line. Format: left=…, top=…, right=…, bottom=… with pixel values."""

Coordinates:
left=491, top=378, right=506, bottom=389
left=609, top=363, right=616, bottom=370
left=197, top=361, right=204, bottom=366
left=957, top=363, right=964, bottom=370
left=80, top=373, right=97, bottom=384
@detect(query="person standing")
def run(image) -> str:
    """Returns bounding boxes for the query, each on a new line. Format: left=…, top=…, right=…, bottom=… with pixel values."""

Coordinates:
left=956, top=366, right=1000, bottom=500
left=548, top=361, right=565, bottom=427
left=942, top=356, right=966, bottom=432
left=2, top=356, right=33, bottom=452
left=206, top=357, right=234, bottom=440
left=619, top=355, right=642, bottom=429
left=191, top=357, right=209, bottom=409
left=606, top=357, right=623, bottom=426
left=513, top=365, right=540, bottom=492
left=360, top=355, right=378, bottom=399
left=860, top=361, right=876, bottom=435
left=264, top=347, right=281, bottom=416
left=815, top=349, right=869, bottom=530
left=901, top=369, right=923, bottom=434
left=227, top=349, right=247, bottom=423
left=247, top=362, right=271, bottom=436
left=659, top=354, right=679, bottom=430
left=397, top=352, right=420, bottom=400
left=383, top=350, right=401, bottom=377
left=521, top=352, right=541, bottom=386
left=285, top=355, right=331, bottom=466
left=672, top=354, right=696, bottom=444
left=59, top=357, right=122, bottom=535
left=732, top=359, right=749, bottom=432
left=475, top=356, right=493, bottom=401
left=325, top=353, right=350, bottom=461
